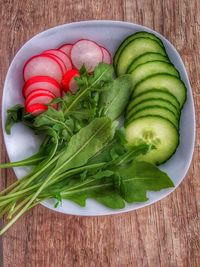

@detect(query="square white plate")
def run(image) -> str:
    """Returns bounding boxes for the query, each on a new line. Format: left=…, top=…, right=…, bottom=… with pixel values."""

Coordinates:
left=1, top=20, right=195, bottom=216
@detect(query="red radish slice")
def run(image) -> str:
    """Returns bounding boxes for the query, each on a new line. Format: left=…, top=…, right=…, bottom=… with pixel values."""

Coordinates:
left=23, top=76, right=61, bottom=98
left=71, top=39, right=103, bottom=72
left=26, top=89, right=56, bottom=104
left=59, top=44, right=73, bottom=57
left=101, top=47, right=112, bottom=64
left=43, top=49, right=72, bottom=70
left=23, top=55, right=63, bottom=83
left=26, top=103, right=48, bottom=115
left=25, top=93, right=55, bottom=108
left=44, top=54, right=67, bottom=74
left=61, top=69, right=79, bottom=92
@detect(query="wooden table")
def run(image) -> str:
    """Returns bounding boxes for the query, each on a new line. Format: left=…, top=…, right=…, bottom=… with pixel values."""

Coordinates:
left=0, top=0, right=199, bottom=266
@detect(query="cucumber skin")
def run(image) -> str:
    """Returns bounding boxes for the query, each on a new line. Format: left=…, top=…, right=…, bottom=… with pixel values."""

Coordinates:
left=115, top=37, right=166, bottom=76
left=129, top=61, right=180, bottom=89
left=125, top=105, right=180, bottom=129
left=132, top=73, right=187, bottom=108
left=126, top=98, right=180, bottom=119
left=125, top=115, right=180, bottom=165
left=113, top=31, right=165, bottom=68
left=129, top=88, right=181, bottom=111
left=127, top=52, right=170, bottom=73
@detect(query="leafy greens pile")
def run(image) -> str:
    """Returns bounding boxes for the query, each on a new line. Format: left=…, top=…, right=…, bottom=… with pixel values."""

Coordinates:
left=0, top=63, right=174, bottom=235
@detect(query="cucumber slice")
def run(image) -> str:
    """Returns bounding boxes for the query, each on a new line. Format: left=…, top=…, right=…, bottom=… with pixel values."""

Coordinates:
left=116, top=38, right=166, bottom=76
left=125, top=116, right=179, bottom=164
left=133, top=74, right=187, bottom=108
left=126, top=99, right=180, bottom=120
left=127, top=89, right=180, bottom=112
left=129, top=61, right=180, bottom=88
left=114, top=32, right=164, bottom=67
left=126, top=106, right=179, bottom=129
left=127, top=52, right=170, bottom=73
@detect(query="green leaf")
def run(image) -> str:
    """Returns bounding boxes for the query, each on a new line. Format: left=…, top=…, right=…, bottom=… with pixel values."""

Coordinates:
left=92, top=170, right=114, bottom=179
left=89, top=63, right=114, bottom=86
left=61, top=178, right=125, bottom=209
left=118, top=161, right=174, bottom=202
left=59, top=160, right=174, bottom=209
left=99, top=75, right=132, bottom=120
left=54, top=117, right=117, bottom=174
left=64, top=193, right=87, bottom=207
left=5, top=104, right=24, bottom=134
left=34, top=107, right=65, bottom=127
left=63, top=63, right=114, bottom=116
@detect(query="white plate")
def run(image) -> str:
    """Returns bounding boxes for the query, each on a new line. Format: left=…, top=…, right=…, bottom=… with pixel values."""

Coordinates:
left=2, top=20, right=195, bottom=216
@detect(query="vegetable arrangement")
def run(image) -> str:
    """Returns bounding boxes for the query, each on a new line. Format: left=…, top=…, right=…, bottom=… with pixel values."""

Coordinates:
left=0, top=32, right=187, bottom=234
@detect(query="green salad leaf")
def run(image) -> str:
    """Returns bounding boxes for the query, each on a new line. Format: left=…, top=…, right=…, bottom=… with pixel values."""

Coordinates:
left=99, top=75, right=132, bottom=120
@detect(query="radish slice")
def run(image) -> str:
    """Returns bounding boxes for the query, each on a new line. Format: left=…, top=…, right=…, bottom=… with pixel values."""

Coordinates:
left=71, top=39, right=103, bottom=72
left=101, top=47, right=112, bottom=64
left=43, top=50, right=72, bottom=71
left=59, top=44, right=73, bottom=57
left=26, top=103, right=48, bottom=115
left=25, top=93, right=55, bottom=108
left=26, top=89, right=56, bottom=104
left=23, top=55, right=63, bottom=83
left=44, top=54, right=67, bottom=74
left=23, top=76, right=61, bottom=98
left=61, top=69, right=79, bottom=92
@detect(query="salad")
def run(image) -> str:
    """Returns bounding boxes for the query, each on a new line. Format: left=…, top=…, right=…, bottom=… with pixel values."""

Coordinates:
left=0, top=32, right=186, bottom=234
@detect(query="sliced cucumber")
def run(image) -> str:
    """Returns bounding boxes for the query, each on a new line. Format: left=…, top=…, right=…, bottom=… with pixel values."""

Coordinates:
left=126, top=99, right=180, bottom=120
left=116, top=38, right=166, bottom=76
left=127, top=52, right=170, bottom=73
left=125, top=116, right=179, bottom=164
left=129, top=61, right=180, bottom=88
left=114, top=32, right=164, bottom=67
left=126, top=106, right=179, bottom=129
left=133, top=74, right=186, bottom=108
left=127, top=89, right=180, bottom=112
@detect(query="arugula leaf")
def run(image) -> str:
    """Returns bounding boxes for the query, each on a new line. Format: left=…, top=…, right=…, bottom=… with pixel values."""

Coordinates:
left=99, top=75, right=132, bottom=120
left=54, top=117, right=117, bottom=174
left=118, top=161, right=174, bottom=202
left=5, top=104, right=24, bottom=134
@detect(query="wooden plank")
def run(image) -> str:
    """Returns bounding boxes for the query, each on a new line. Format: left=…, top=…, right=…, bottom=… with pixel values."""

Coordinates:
left=0, top=0, right=199, bottom=266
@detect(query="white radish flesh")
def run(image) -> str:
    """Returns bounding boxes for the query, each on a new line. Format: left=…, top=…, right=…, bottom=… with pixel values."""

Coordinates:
left=71, top=39, right=103, bottom=72
left=23, top=55, right=63, bottom=83
left=43, top=49, right=72, bottom=70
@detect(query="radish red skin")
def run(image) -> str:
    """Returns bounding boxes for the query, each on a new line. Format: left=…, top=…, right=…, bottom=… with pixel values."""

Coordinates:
left=26, top=89, right=56, bottom=104
left=59, top=44, right=73, bottom=57
left=26, top=103, right=48, bottom=115
left=62, top=69, right=80, bottom=92
left=101, top=46, right=112, bottom=64
left=25, top=93, right=55, bottom=108
left=23, top=76, right=61, bottom=98
left=23, top=55, right=63, bottom=83
left=71, top=39, right=103, bottom=72
left=43, top=49, right=72, bottom=70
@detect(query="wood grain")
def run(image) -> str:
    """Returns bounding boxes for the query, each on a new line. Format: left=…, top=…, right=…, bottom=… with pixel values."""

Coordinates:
left=0, top=0, right=199, bottom=266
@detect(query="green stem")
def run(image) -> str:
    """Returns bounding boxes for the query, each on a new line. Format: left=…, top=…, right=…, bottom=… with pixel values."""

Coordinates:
left=0, top=180, right=20, bottom=196
left=0, top=156, right=44, bottom=169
